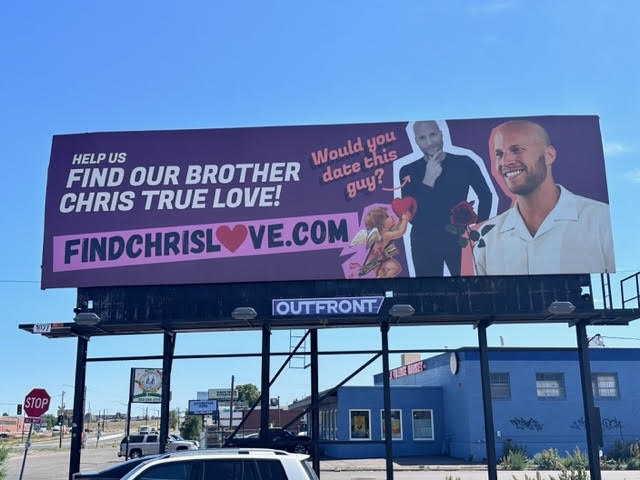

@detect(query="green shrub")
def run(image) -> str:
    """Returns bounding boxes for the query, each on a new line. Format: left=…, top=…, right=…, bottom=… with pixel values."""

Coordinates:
left=625, top=456, right=640, bottom=470
left=501, top=451, right=529, bottom=470
left=0, top=446, right=7, bottom=480
left=533, top=448, right=562, bottom=470
left=559, top=447, right=588, bottom=471
left=606, top=438, right=640, bottom=461
left=549, top=466, right=588, bottom=480
left=515, top=472, right=543, bottom=480
left=503, top=438, right=528, bottom=457
left=600, top=458, right=623, bottom=470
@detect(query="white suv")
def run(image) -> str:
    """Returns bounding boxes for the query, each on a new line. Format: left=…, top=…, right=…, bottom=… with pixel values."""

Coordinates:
left=119, top=433, right=198, bottom=458
left=121, top=448, right=318, bottom=480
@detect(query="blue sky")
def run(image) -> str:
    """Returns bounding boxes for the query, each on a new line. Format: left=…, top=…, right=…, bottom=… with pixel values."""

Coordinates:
left=1, top=1, right=639, bottom=417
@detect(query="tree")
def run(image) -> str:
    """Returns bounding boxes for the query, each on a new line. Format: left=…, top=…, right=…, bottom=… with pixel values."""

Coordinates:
left=169, top=409, right=179, bottom=430
left=43, top=414, right=56, bottom=429
left=180, top=415, right=201, bottom=441
left=0, top=413, right=6, bottom=417
left=236, top=384, right=260, bottom=406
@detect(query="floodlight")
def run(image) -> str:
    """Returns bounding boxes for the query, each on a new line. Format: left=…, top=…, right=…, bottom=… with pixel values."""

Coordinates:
left=388, top=304, right=415, bottom=318
left=232, top=307, right=258, bottom=320
left=547, top=301, right=576, bottom=315
left=73, top=312, right=101, bottom=326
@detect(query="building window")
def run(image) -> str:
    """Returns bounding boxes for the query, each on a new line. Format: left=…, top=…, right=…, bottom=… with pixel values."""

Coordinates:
left=380, top=409, right=403, bottom=440
left=412, top=409, right=434, bottom=440
left=349, top=409, right=371, bottom=440
left=592, top=373, right=619, bottom=398
left=536, top=373, right=566, bottom=399
left=490, top=372, right=511, bottom=399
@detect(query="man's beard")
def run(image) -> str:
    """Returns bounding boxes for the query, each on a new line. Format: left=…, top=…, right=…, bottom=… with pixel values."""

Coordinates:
left=509, top=154, right=548, bottom=195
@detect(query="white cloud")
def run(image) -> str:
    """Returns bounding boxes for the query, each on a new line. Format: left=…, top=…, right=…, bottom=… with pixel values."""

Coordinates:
left=467, top=0, right=517, bottom=15
left=603, top=141, right=630, bottom=156
left=624, top=168, right=640, bottom=184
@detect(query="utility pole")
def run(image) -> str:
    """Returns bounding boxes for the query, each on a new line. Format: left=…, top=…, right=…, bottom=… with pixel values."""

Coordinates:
left=59, top=391, right=65, bottom=449
left=229, top=375, right=235, bottom=431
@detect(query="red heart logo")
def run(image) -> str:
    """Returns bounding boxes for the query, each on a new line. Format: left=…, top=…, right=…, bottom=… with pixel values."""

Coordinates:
left=216, top=225, right=248, bottom=253
left=391, top=196, right=417, bottom=220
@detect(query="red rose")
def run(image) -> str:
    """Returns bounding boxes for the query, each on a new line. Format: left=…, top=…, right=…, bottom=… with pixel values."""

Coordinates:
left=450, top=201, right=478, bottom=226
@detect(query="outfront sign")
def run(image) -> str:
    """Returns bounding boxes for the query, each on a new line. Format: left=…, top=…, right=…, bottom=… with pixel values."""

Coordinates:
left=42, top=116, right=614, bottom=288
left=272, top=296, right=384, bottom=316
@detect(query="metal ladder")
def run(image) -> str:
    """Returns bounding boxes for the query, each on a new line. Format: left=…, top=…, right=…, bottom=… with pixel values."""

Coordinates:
left=288, top=330, right=310, bottom=369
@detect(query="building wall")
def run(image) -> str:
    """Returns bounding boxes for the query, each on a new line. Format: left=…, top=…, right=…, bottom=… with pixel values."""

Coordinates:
left=380, top=348, right=640, bottom=461
left=322, top=386, right=443, bottom=459
left=0, top=416, right=24, bottom=434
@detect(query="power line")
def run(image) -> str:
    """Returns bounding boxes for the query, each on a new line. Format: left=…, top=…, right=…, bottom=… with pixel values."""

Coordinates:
left=0, top=280, right=39, bottom=283
left=600, top=335, right=640, bottom=342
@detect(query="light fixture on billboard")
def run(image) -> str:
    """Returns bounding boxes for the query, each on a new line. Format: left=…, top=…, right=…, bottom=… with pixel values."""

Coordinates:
left=73, top=312, right=101, bottom=326
left=232, top=307, right=258, bottom=321
left=388, top=304, right=415, bottom=318
left=547, top=301, right=576, bottom=315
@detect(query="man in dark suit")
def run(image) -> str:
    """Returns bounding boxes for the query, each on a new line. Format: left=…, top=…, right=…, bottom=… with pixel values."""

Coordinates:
left=400, top=120, right=492, bottom=276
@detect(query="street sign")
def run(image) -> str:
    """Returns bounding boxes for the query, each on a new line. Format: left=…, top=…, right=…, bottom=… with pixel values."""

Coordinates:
left=32, top=323, right=52, bottom=334
left=24, top=417, right=42, bottom=424
left=23, top=388, right=51, bottom=417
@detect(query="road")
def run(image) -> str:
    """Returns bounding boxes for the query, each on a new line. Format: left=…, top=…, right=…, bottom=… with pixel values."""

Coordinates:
left=5, top=447, right=640, bottom=480
left=16, top=432, right=123, bottom=450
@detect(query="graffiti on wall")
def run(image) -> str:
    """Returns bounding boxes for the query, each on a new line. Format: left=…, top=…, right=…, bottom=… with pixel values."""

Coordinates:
left=510, top=417, right=544, bottom=432
left=570, top=417, right=623, bottom=432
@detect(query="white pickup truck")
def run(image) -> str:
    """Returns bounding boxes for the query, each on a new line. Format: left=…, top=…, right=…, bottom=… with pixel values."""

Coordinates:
left=118, top=433, right=198, bottom=458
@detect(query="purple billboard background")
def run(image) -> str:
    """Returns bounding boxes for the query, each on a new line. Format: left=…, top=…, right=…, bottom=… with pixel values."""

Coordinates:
left=41, top=115, right=612, bottom=288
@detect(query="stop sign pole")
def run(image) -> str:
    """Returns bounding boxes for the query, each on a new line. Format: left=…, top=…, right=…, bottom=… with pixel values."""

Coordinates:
left=19, top=388, right=51, bottom=480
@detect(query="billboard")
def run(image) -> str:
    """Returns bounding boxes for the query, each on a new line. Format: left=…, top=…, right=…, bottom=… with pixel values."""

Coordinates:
left=131, top=368, right=162, bottom=404
left=188, top=399, right=218, bottom=415
left=208, top=388, right=239, bottom=401
left=42, top=116, right=614, bottom=288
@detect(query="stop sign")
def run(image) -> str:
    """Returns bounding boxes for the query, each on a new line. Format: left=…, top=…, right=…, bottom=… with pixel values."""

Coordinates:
left=23, top=388, right=51, bottom=417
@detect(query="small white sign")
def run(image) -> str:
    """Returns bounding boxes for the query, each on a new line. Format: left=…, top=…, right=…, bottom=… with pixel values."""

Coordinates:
left=33, top=323, right=52, bottom=334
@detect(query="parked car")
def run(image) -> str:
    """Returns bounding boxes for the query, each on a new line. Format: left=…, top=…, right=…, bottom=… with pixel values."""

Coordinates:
left=118, top=433, right=198, bottom=458
left=121, top=448, right=318, bottom=480
left=225, top=428, right=311, bottom=454
left=72, top=456, right=158, bottom=480
left=168, top=432, right=200, bottom=448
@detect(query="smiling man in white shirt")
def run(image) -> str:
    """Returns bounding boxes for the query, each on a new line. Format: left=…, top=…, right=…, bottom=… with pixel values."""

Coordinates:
left=474, top=119, right=614, bottom=275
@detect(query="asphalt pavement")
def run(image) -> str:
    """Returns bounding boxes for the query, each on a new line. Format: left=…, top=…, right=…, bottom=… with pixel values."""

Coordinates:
left=5, top=446, right=640, bottom=480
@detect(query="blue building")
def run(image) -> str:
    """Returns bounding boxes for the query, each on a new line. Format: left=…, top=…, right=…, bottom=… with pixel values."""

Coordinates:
left=307, top=348, right=640, bottom=460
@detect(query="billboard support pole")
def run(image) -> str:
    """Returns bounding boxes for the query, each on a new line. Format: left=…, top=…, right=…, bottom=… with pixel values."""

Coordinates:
left=159, top=331, right=175, bottom=454
left=381, top=320, right=394, bottom=480
left=125, top=369, right=134, bottom=460
left=68, top=335, right=88, bottom=480
left=575, top=320, right=602, bottom=480
left=260, top=323, right=271, bottom=441
left=477, top=320, right=497, bottom=480
left=310, top=329, right=320, bottom=475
